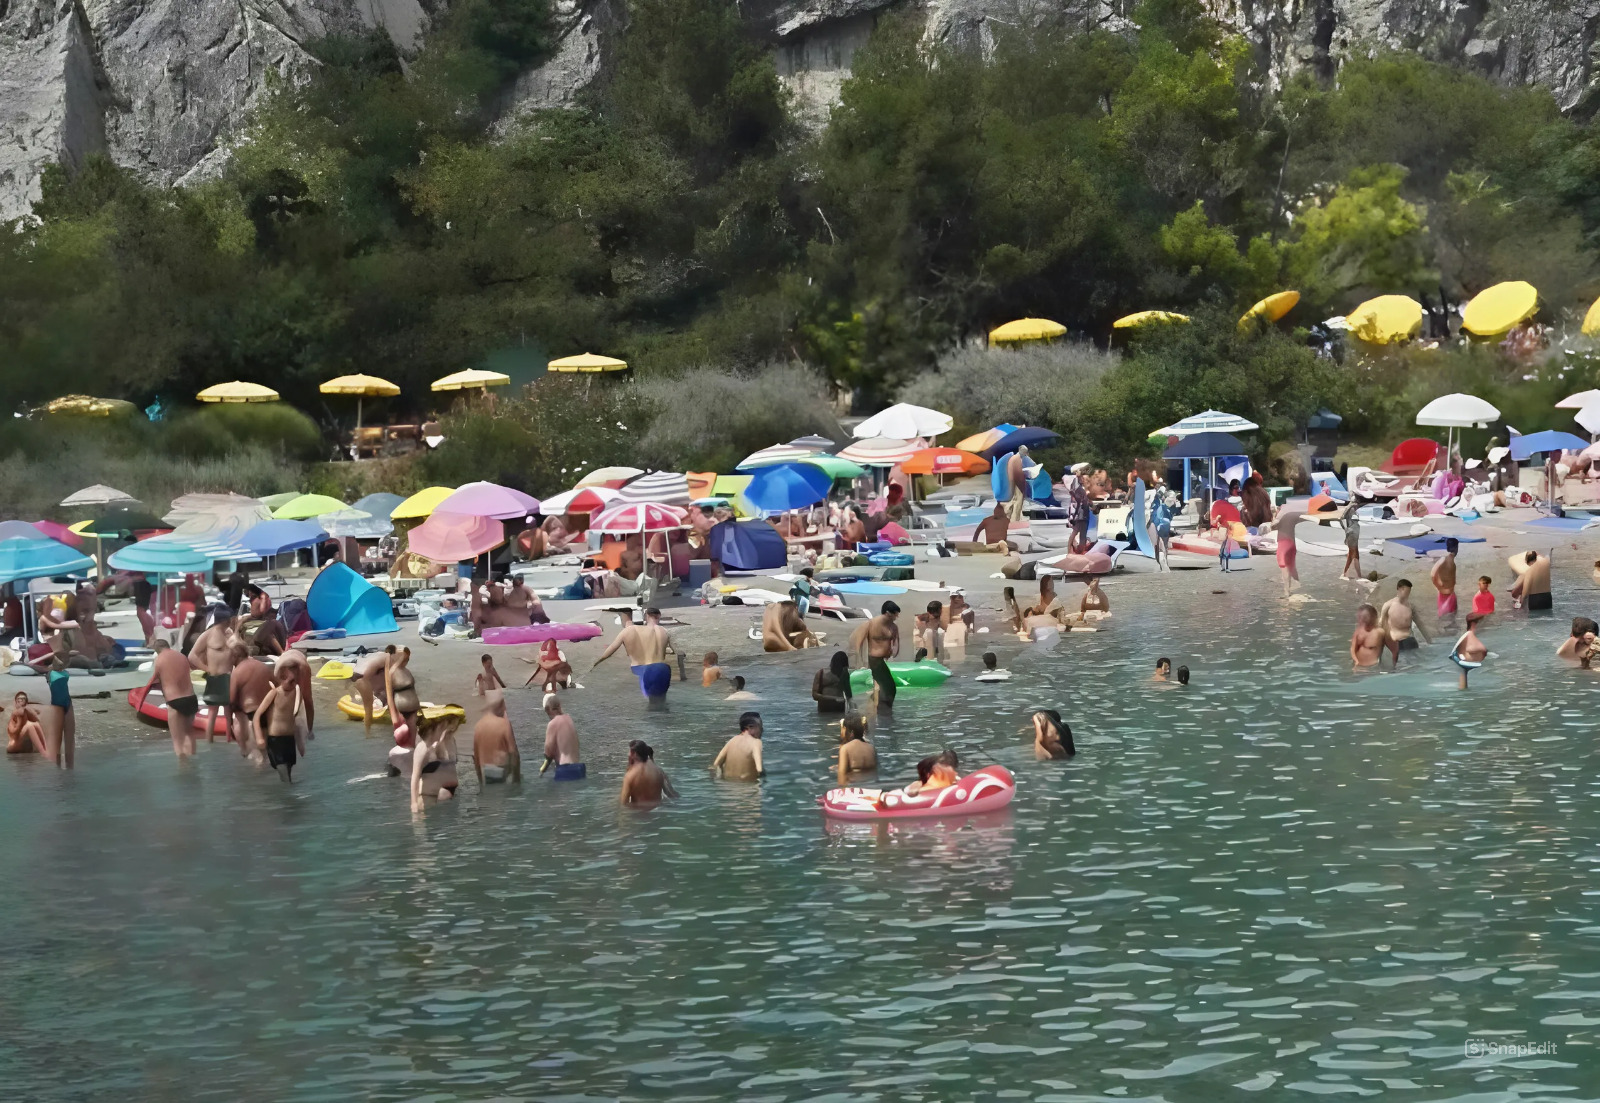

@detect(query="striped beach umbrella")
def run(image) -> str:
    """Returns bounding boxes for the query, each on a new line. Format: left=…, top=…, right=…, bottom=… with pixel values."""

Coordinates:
left=591, top=502, right=686, bottom=534
left=836, top=437, right=921, bottom=466
left=540, top=486, right=620, bottom=514
left=736, top=444, right=819, bottom=470
left=616, top=470, right=692, bottom=506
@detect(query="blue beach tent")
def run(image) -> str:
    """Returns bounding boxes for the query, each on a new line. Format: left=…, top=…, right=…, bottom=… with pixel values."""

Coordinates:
left=305, top=562, right=397, bottom=636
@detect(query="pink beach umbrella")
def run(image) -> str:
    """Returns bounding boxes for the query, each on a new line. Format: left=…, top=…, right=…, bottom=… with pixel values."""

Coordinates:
left=32, top=519, right=84, bottom=547
left=539, top=486, right=620, bottom=514
left=406, top=511, right=506, bottom=563
left=591, top=502, right=686, bottom=535
left=436, top=481, right=540, bottom=520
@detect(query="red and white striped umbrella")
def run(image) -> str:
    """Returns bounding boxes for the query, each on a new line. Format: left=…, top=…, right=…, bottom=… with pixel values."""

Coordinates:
left=591, top=501, right=687, bottom=534
left=836, top=436, right=922, bottom=466
left=540, top=486, right=620, bottom=514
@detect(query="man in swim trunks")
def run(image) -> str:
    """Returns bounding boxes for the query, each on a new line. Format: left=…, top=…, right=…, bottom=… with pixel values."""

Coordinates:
left=541, top=692, right=583, bottom=780
left=1510, top=549, right=1552, bottom=611
left=1273, top=506, right=1302, bottom=595
left=851, top=601, right=901, bottom=712
left=473, top=695, right=521, bottom=785
left=188, top=608, right=236, bottom=743
left=1379, top=579, right=1432, bottom=654
left=252, top=665, right=305, bottom=782
left=710, top=711, right=765, bottom=780
left=228, top=642, right=273, bottom=762
left=1350, top=603, right=1389, bottom=667
left=1431, top=537, right=1459, bottom=618
left=620, top=739, right=677, bottom=805
left=148, top=639, right=198, bottom=759
left=972, top=504, right=1010, bottom=550
left=274, top=646, right=315, bottom=731
left=591, top=607, right=684, bottom=707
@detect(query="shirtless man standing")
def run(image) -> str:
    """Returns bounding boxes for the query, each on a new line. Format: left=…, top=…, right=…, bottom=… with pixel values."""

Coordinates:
left=1379, top=579, right=1432, bottom=655
left=710, top=712, right=765, bottom=780
left=591, top=607, right=685, bottom=707
left=472, top=696, right=521, bottom=786
left=252, top=666, right=305, bottom=782
left=149, top=639, right=198, bottom=759
left=228, top=642, right=273, bottom=761
left=1349, top=603, right=1390, bottom=667
left=760, top=600, right=819, bottom=651
left=189, top=609, right=237, bottom=743
left=620, top=740, right=677, bottom=805
left=275, top=646, right=315, bottom=731
left=1510, top=549, right=1552, bottom=611
left=1430, top=538, right=1459, bottom=619
left=541, top=693, right=583, bottom=779
left=851, top=601, right=901, bottom=711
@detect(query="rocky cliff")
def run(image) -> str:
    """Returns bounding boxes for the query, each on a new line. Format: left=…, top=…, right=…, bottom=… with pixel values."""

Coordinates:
left=4, top=0, right=1598, bottom=220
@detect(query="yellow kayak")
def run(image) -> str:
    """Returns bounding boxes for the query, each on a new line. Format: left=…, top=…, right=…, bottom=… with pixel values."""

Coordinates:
left=336, top=695, right=386, bottom=721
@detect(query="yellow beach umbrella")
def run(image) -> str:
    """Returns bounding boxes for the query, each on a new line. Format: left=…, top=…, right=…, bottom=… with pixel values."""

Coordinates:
left=431, top=369, right=510, bottom=392
left=320, top=373, right=401, bottom=429
left=1583, top=296, right=1600, bottom=338
left=548, top=352, right=629, bottom=373
left=43, top=394, right=137, bottom=417
left=1345, top=295, right=1423, bottom=345
left=390, top=486, right=456, bottom=521
left=989, top=318, right=1067, bottom=344
left=1461, top=281, right=1538, bottom=337
left=1239, top=290, right=1300, bottom=329
left=197, top=381, right=279, bottom=404
left=1113, top=310, right=1190, bottom=329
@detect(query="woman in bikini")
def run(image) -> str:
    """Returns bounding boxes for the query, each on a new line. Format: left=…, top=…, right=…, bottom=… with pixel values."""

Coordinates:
left=411, top=707, right=465, bottom=812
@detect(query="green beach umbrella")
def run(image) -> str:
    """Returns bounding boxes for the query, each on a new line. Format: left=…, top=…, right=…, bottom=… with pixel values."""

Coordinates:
left=800, top=455, right=865, bottom=480
left=272, top=493, right=348, bottom=520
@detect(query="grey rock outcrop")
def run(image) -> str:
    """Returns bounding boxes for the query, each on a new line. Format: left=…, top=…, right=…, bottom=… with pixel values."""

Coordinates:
left=5, top=0, right=1600, bottom=219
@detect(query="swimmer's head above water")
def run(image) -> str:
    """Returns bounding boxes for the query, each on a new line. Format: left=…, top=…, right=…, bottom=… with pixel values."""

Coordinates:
left=739, top=711, right=762, bottom=737
left=840, top=715, right=867, bottom=742
left=1176, top=665, right=1189, bottom=685
left=1154, top=657, right=1171, bottom=679
left=628, top=739, right=654, bottom=764
left=982, top=652, right=997, bottom=670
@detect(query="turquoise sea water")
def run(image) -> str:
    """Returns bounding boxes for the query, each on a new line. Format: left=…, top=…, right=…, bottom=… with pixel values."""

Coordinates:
left=5, top=572, right=1600, bottom=1101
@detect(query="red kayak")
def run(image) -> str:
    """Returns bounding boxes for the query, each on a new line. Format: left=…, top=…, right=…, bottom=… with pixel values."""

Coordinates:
left=127, top=684, right=230, bottom=737
left=820, top=765, right=1016, bottom=821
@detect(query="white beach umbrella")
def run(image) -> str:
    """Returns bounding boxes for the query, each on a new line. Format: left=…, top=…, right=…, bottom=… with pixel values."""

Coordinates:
left=1575, top=403, right=1600, bottom=437
left=1557, top=389, right=1600, bottom=410
left=852, top=403, right=954, bottom=440
left=1154, top=409, right=1261, bottom=438
left=1417, top=392, right=1501, bottom=460
left=60, top=484, right=138, bottom=509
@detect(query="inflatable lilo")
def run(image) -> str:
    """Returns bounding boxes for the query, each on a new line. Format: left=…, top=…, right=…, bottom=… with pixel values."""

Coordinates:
left=820, top=765, right=1015, bottom=820
left=847, top=661, right=951, bottom=690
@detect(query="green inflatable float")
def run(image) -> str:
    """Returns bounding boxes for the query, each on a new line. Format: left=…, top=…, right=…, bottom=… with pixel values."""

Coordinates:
left=848, top=661, right=953, bottom=690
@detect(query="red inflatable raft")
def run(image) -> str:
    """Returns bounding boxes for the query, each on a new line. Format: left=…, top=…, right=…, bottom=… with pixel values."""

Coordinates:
left=128, top=684, right=230, bottom=737
left=820, top=764, right=1016, bottom=821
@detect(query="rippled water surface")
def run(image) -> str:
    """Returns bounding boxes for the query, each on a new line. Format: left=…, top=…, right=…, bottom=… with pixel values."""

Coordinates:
left=7, top=570, right=1600, bottom=1101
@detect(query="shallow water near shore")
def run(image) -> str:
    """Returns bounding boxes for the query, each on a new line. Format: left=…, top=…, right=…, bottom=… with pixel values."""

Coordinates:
left=6, top=557, right=1600, bottom=1101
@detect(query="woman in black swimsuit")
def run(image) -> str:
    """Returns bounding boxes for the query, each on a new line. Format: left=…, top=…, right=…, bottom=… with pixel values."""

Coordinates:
left=410, top=707, right=464, bottom=812
left=811, top=650, right=853, bottom=713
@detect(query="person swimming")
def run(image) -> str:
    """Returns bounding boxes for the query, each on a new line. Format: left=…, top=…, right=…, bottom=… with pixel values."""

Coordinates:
left=975, top=651, right=1012, bottom=682
left=836, top=714, right=877, bottom=782
left=1176, top=665, right=1190, bottom=685
left=1032, top=710, right=1074, bottom=759
left=1152, top=657, right=1171, bottom=682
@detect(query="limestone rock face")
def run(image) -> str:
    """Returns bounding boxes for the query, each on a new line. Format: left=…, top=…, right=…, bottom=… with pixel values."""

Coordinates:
left=4, top=0, right=1600, bottom=218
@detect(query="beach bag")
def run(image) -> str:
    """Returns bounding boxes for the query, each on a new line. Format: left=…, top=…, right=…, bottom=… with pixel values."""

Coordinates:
left=278, top=598, right=312, bottom=637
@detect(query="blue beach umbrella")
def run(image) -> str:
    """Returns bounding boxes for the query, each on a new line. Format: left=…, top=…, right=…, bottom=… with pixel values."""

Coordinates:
left=352, top=492, right=405, bottom=520
left=0, top=537, right=94, bottom=584
left=979, top=426, right=1061, bottom=460
left=1510, top=430, right=1590, bottom=462
left=238, top=519, right=328, bottom=558
left=109, top=536, right=216, bottom=575
left=741, top=463, right=834, bottom=514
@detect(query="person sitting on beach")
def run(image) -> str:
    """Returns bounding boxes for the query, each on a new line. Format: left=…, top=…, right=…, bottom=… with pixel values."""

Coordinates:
left=836, top=714, right=877, bottom=782
left=520, top=639, right=574, bottom=691
left=904, top=749, right=959, bottom=796
left=472, top=695, right=521, bottom=786
left=1350, top=604, right=1388, bottom=667
left=1472, top=575, right=1496, bottom=617
left=1033, top=709, right=1075, bottom=760
left=621, top=739, right=677, bottom=805
left=701, top=651, right=724, bottom=687
left=1510, top=549, right=1552, bottom=611
left=591, top=607, right=686, bottom=706
left=1027, top=576, right=1063, bottom=622
left=998, top=543, right=1024, bottom=580
left=1153, top=657, right=1171, bottom=682
left=411, top=707, right=464, bottom=811
left=237, top=586, right=286, bottom=656
left=252, top=665, right=306, bottom=783
left=973, top=504, right=1010, bottom=550
left=1079, top=577, right=1110, bottom=617
left=720, top=675, right=757, bottom=701
left=711, top=712, right=765, bottom=780
left=1379, top=579, right=1431, bottom=653
left=538, top=693, right=582, bottom=780
left=1557, top=617, right=1600, bottom=662
left=541, top=515, right=575, bottom=555
left=812, top=650, right=853, bottom=713
left=7, top=692, right=44, bottom=755
left=761, top=600, right=819, bottom=652
left=474, top=653, right=507, bottom=697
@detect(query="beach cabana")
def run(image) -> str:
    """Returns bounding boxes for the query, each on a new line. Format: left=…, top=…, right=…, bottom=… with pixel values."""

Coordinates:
left=305, top=562, right=397, bottom=635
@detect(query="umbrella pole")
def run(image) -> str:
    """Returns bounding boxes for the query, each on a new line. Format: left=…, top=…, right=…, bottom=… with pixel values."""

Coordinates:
left=357, top=396, right=363, bottom=433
